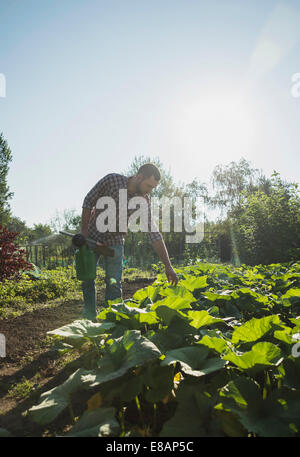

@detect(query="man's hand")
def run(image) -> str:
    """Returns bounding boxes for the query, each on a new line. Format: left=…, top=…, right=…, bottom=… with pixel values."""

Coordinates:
left=165, top=265, right=178, bottom=286
left=151, top=239, right=178, bottom=286
left=96, top=241, right=107, bottom=247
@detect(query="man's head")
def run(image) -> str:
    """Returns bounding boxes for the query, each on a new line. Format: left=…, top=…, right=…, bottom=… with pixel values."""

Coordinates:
left=135, top=163, right=161, bottom=196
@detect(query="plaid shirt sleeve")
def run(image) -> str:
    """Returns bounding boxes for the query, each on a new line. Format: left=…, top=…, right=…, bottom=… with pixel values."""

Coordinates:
left=82, top=174, right=114, bottom=209
left=145, top=195, right=163, bottom=243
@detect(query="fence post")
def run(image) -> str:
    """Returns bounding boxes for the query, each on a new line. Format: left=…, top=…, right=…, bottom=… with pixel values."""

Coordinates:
left=35, top=245, right=38, bottom=266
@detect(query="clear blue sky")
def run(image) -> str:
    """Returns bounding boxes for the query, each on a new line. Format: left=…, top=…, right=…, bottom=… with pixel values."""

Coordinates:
left=1, top=0, right=300, bottom=228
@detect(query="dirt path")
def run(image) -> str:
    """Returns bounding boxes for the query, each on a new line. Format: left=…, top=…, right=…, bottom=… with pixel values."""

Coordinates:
left=0, top=279, right=152, bottom=362
left=0, top=279, right=154, bottom=436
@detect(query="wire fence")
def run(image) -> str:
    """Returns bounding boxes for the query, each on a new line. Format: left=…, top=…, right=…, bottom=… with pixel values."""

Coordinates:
left=23, top=232, right=231, bottom=270
left=23, top=244, right=75, bottom=269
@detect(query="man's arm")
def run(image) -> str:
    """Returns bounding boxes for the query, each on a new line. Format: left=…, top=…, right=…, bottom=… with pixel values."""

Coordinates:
left=81, top=207, right=91, bottom=238
left=81, top=174, right=113, bottom=241
left=152, top=238, right=178, bottom=285
left=145, top=194, right=178, bottom=286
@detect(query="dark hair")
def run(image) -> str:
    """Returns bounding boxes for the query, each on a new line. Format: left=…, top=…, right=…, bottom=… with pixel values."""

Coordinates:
left=137, top=163, right=161, bottom=181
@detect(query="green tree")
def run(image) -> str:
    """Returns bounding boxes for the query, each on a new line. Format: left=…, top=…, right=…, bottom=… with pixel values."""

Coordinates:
left=28, top=223, right=53, bottom=244
left=231, top=172, right=300, bottom=265
left=210, top=158, right=271, bottom=217
left=50, top=209, right=81, bottom=233
left=0, top=133, right=13, bottom=224
left=6, top=216, right=31, bottom=244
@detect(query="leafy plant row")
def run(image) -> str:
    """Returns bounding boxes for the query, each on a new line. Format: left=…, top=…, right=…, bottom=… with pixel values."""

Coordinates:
left=27, top=261, right=300, bottom=437
left=0, top=266, right=80, bottom=317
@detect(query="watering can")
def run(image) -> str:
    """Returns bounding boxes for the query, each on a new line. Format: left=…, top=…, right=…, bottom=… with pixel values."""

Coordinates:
left=59, top=231, right=114, bottom=281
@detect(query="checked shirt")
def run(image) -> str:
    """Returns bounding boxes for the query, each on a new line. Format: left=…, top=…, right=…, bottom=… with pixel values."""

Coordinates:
left=82, top=173, right=162, bottom=246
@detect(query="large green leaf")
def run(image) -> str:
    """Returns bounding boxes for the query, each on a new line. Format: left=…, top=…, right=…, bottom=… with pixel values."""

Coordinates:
left=132, top=285, right=160, bottom=304
left=289, top=316, right=300, bottom=327
left=273, top=327, right=296, bottom=344
left=231, top=315, right=282, bottom=344
left=218, top=376, right=261, bottom=409
left=282, top=288, right=300, bottom=299
left=142, top=364, right=174, bottom=402
left=65, top=407, right=119, bottom=437
left=81, top=330, right=161, bottom=388
left=223, top=342, right=282, bottom=373
left=234, top=288, right=269, bottom=306
left=160, top=382, right=223, bottom=437
left=167, top=315, right=199, bottom=336
left=155, top=306, right=190, bottom=327
left=97, top=372, right=143, bottom=405
left=29, top=330, right=161, bottom=425
left=215, top=410, right=247, bottom=437
left=148, top=328, right=186, bottom=352
left=161, top=346, right=226, bottom=377
left=196, top=357, right=227, bottom=376
left=201, top=291, right=232, bottom=302
left=152, top=295, right=192, bottom=311
left=159, top=285, right=197, bottom=303
left=217, top=377, right=300, bottom=436
left=278, top=356, right=300, bottom=390
left=221, top=302, right=242, bottom=319
left=179, top=275, right=208, bottom=292
left=187, top=310, right=224, bottom=329
left=47, top=319, right=115, bottom=341
left=197, top=335, right=229, bottom=354
left=108, top=303, right=159, bottom=328
left=161, top=346, right=209, bottom=367
left=27, top=368, right=93, bottom=425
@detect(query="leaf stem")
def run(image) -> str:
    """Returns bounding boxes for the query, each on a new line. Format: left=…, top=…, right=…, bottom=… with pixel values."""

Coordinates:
left=135, top=395, right=144, bottom=426
left=153, top=402, right=157, bottom=432
left=68, top=398, right=75, bottom=424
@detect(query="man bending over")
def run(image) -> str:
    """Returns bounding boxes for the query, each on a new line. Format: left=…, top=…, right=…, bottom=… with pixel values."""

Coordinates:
left=81, top=163, right=178, bottom=321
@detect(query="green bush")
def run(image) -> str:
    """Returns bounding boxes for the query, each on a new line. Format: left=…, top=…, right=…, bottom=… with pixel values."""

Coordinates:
left=0, top=266, right=80, bottom=317
left=231, top=173, right=300, bottom=265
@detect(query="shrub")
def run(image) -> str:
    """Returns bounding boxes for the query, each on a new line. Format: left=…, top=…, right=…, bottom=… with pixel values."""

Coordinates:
left=0, top=225, right=33, bottom=281
left=231, top=173, right=300, bottom=265
left=0, top=266, right=80, bottom=317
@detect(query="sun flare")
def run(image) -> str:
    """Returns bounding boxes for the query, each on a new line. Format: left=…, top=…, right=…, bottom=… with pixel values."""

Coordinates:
left=176, top=92, right=255, bottom=162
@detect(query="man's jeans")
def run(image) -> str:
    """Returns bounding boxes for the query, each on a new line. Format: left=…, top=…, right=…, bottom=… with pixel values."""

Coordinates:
left=81, top=244, right=124, bottom=320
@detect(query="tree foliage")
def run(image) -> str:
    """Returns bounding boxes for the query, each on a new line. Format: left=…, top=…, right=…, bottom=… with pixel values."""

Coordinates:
left=6, top=216, right=30, bottom=244
left=210, top=157, right=271, bottom=216
left=0, top=133, right=13, bottom=225
left=50, top=209, right=81, bottom=234
left=2, top=137, right=299, bottom=267
left=231, top=172, right=300, bottom=265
